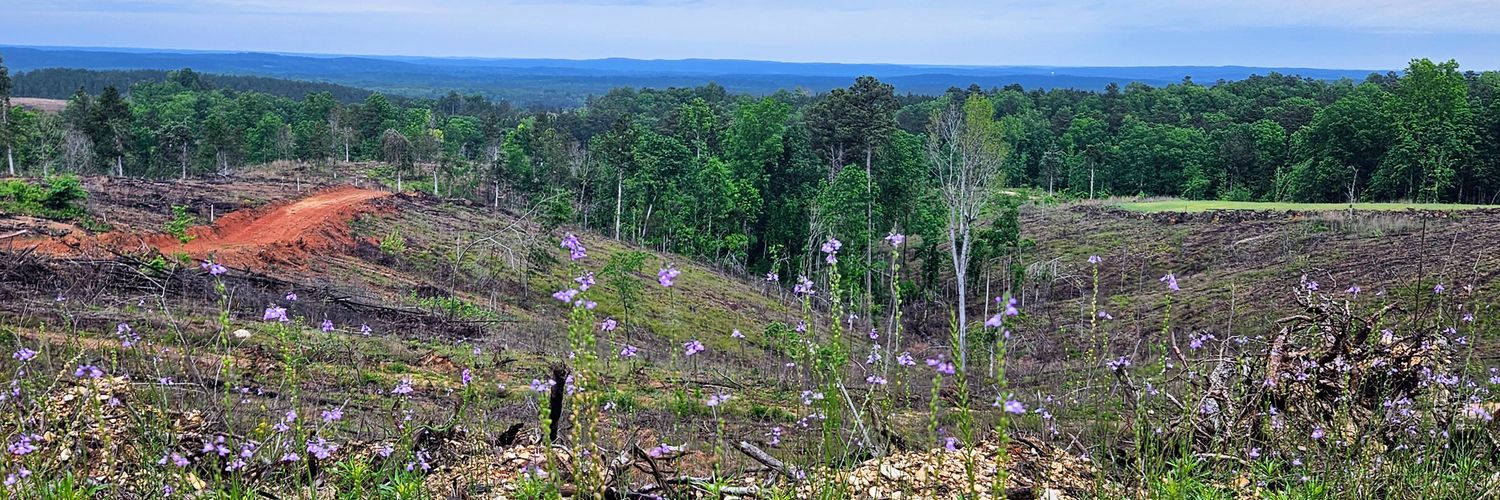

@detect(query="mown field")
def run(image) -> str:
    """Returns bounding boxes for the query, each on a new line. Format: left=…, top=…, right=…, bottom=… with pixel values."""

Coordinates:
left=1118, top=199, right=1500, bottom=213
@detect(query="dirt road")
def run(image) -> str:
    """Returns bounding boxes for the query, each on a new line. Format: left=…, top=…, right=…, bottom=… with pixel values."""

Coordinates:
left=149, top=185, right=392, bottom=268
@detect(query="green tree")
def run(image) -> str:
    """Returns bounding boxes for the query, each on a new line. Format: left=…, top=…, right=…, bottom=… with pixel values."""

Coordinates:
left=294, top=91, right=337, bottom=163
left=1280, top=84, right=1392, bottom=202
left=87, top=85, right=132, bottom=176
left=1373, top=59, right=1475, bottom=201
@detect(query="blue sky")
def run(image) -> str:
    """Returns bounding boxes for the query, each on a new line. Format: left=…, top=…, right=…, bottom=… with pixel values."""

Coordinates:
left=6, top=0, right=1500, bottom=69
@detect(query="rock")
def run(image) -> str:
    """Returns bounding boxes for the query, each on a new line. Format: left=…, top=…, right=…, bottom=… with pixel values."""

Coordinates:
left=880, top=463, right=906, bottom=480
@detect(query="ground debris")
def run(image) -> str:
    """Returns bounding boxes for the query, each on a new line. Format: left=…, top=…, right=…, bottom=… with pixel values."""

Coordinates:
left=797, top=437, right=1116, bottom=500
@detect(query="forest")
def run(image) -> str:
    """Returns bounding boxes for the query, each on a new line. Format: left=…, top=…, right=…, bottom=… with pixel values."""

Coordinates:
left=1, top=57, right=1498, bottom=290
left=11, top=67, right=374, bottom=103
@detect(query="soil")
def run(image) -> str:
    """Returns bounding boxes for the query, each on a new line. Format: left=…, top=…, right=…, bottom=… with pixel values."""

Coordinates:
left=8, top=184, right=392, bottom=271
left=145, top=185, right=392, bottom=269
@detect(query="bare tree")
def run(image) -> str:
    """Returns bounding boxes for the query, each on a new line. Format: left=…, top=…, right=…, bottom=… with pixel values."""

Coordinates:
left=927, top=94, right=1007, bottom=371
left=568, top=140, right=592, bottom=227
left=381, top=128, right=411, bottom=192
left=62, top=128, right=94, bottom=173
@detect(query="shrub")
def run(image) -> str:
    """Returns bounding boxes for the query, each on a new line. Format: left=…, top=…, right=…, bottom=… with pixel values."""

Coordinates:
left=0, top=174, right=89, bottom=220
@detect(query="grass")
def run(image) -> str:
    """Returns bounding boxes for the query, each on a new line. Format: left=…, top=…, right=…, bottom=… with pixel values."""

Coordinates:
left=1117, top=199, right=1500, bottom=213
left=8, top=172, right=1500, bottom=498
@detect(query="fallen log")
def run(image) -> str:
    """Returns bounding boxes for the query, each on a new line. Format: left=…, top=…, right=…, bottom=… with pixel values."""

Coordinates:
left=733, top=441, right=801, bottom=482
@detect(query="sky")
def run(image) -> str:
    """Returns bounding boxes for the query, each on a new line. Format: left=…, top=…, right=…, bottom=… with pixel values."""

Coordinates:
left=5, top=0, right=1500, bottom=70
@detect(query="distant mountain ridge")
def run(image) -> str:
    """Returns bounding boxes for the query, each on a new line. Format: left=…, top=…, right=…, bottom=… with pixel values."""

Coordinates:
left=0, top=45, right=1386, bottom=107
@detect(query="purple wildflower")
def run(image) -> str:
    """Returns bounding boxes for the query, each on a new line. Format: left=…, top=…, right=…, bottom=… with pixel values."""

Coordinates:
left=731, top=329, right=745, bottom=339
left=647, top=443, right=675, bottom=458
left=321, top=407, right=343, bottom=422
left=360, top=323, right=372, bottom=336
left=203, top=436, right=230, bottom=457
left=658, top=265, right=680, bottom=287
left=461, top=368, right=472, bottom=387
left=320, top=319, right=334, bottom=332
left=307, top=438, right=337, bottom=460
left=620, top=345, right=639, bottom=358
left=7, top=434, right=40, bottom=456
left=392, top=377, right=413, bottom=395
left=765, top=271, right=779, bottom=282
left=1088, top=255, right=1101, bottom=264
left=575, top=272, right=595, bottom=291
left=926, top=356, right=955, bottom=375
left=897, top=352, right=916, bottom=366
left=201, top=260, right=227, bottom=276
left=885, top=232, right=905, bottom=247
left=820, top=237, right=842, bottom=264
left=262, top=305, right=288, bottom=322
left=73, top=364, right=103, bottom=378
left=115, top=322, right=141, bottom=347
left=1160, top=273, right=1180, bottom=292
left=793, top=275, right=815, bottom=296
left=706, top=392, right=731, bottom=407
left=552, top=288, right=580, bottom=303
left=601, top=318, right=617, bottom=331
left=1003, top=400, right=1026, bottom=415
left=1434, top=283, right=1445, bottom=294
left=560, top=233, right=586, bottom=261
left=12, top=348, right=36, bottom=362
left=683, top=340, right=705, bottom=356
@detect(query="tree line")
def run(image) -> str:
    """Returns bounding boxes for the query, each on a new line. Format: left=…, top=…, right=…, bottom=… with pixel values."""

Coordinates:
left=11, top=68, right=375, bottom=103
left=1, top=57, right=1498, bottom=298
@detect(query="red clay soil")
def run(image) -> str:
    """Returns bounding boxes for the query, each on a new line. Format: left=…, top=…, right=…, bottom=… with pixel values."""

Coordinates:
left=146, top=186, right=392, bottom=269
left=10, top=185, right=392, bottom=271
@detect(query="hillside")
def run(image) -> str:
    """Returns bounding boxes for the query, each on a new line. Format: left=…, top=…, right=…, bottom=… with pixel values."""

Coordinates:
left=2, top=166, right=1498, bottom=497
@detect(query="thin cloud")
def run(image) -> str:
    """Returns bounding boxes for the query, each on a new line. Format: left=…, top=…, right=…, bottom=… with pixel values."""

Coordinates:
left=3, top=0, right=1497, bottom=68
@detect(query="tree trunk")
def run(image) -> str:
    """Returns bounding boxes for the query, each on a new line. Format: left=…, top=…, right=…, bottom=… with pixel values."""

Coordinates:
left=948, top=218, right=970, bottom=370
left=614, top=173, right=623, bottom=240
left=3, top=105, right=10, bottom=176
left=1089, top=162, right=1096, bottom=199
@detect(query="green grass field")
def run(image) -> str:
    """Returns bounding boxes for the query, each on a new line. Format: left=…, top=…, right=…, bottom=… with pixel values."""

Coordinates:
left=1117, top=200, right=1500, bottom=213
